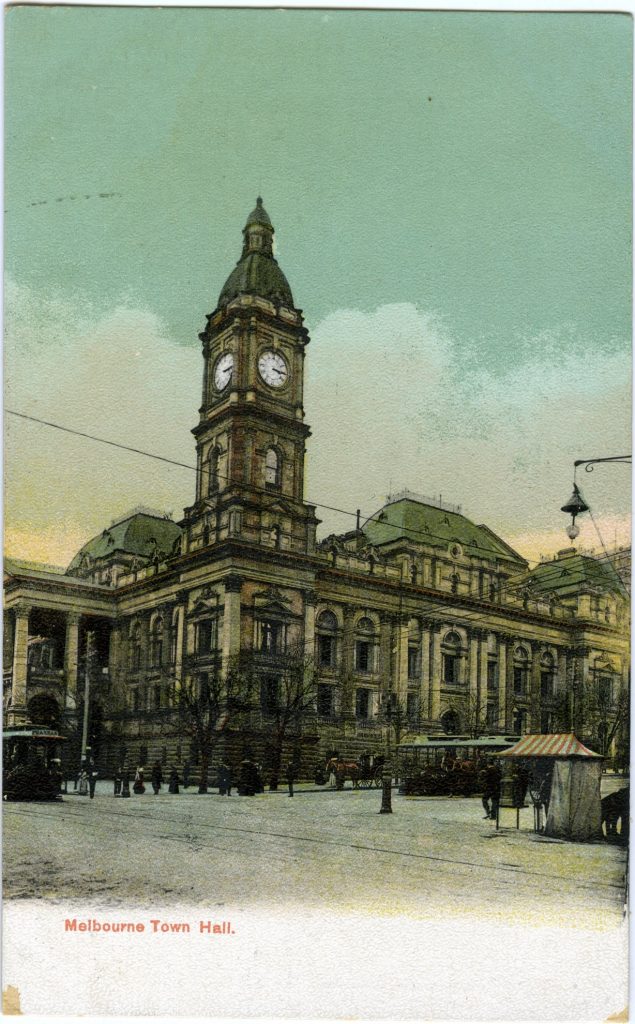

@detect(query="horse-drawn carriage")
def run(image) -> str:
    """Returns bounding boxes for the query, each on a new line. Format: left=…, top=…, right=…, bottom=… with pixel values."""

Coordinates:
left=322, top=752, right=386, bottom=790
left=397, top=735, right=519, bottom=797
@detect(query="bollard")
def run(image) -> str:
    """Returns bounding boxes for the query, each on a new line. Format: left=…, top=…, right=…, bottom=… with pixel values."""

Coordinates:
left=379, top=762, right=393, bottom=814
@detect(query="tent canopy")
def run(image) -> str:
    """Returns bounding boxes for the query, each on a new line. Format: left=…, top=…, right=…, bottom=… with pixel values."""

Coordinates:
left=498, top=733, right=602, bottom=759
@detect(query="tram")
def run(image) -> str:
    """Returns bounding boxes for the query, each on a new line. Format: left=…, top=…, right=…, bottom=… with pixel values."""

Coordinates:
left=3, top=725, right=67, bottom=800
left=397, top=734, right=520, bottom=796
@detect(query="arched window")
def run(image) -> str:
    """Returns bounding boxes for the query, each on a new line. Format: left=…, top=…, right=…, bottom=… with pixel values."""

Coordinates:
left=442, top=631, right=462, bottom=685
left=540, top=651, right=555, bottom=699
left=513, top=646, right=529, bottom=695
left=265, top=447, right=281, bottom=488
left=354, top=617, right=377, bottom=674
left=207, top=446, right=221, bottom=495
left=149, top=616, right=164, bottom=668
left=316, top=610, right=338, bottom=669
left=129, top=621, right=142, bottom=671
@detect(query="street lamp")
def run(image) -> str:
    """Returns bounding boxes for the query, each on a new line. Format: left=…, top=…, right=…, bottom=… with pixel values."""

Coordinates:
left=560, top=456, right=631, bottom=540
left=380, top=693, right=393, bottom=814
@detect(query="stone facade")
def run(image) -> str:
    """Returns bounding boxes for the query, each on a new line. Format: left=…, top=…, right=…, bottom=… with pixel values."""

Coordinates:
left=4, top=200, right=630, bottom=779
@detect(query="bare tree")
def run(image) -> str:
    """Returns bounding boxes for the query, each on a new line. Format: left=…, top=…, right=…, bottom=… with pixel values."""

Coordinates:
left=170, top=655, right=256, bottom=793
left=259, top=652, right=319, bottom=790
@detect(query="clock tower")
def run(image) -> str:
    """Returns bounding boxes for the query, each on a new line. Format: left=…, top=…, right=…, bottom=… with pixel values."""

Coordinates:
left=182, top=199, right=319, bottom=556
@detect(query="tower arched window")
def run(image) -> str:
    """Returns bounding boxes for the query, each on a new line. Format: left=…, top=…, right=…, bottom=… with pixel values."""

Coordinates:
left=265, top=447, right=281, bottom=488
left=207, top=446, right=221, bottom=495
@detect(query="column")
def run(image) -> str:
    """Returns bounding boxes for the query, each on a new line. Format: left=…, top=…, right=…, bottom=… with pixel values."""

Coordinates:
left=341, top=605, right=357, bottom=718
left=64, top=612, right=81, bottom=702
left=497, top=635, right=507, bottom=730
left=419, top=621, right=431, bottom=724
left=573, top=645, right=591, bottom=734
left=468, top=631, right=479, bottom=719
left=430, top=624, right=443, bottom=722
left=9, top=604, right=30, bottom=725
left=504, top=635, right=515, bottom=731
left=221, top=575, right=242, bottom=666
left=303, top=590, right=317, bottom=661
left=479, top=631, right=489, bottom=728
left=556, top=647, right=568, bottom=694
left=530, top=641, right=542, bottom=731
left=396, top=617, right=409, bottom=706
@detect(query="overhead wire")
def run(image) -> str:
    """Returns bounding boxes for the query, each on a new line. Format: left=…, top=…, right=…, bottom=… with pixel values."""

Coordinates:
left=7, top=408, right=629, bottom=603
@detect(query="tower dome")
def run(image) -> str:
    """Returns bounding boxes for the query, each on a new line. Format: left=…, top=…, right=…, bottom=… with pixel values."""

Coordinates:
left=217, top=198, right=294, bottom=309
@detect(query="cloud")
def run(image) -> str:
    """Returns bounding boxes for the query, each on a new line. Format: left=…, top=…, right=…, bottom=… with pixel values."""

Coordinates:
left=5, top=285, right=630, bottom=566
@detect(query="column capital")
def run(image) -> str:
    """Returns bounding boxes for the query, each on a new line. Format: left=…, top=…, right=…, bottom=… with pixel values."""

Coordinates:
left=66, top=611, right=82, bottom=627
left=12, top=602, right=31, bottom=619
left=304, top=589, right=318, bottom=607
left=223, top=574, right=243, bottom=594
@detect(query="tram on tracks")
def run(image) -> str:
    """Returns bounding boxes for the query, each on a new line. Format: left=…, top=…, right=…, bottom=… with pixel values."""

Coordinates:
left=397, top=734, right=519, bottom=796
left=3, top=725, right=67, bottom=801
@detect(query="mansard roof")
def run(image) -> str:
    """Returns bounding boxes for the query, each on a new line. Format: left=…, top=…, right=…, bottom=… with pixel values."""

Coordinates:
left=514, top=550, right=625, bottom=597
left=67, top=511, right=181, bottom=573
left=361, top=496, right=526, bottom=564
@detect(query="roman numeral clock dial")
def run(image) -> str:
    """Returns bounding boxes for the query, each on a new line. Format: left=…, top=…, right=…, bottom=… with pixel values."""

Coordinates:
left=258, top=349, right=288, bottom=388
left=214, top=351, right=234, bottom=391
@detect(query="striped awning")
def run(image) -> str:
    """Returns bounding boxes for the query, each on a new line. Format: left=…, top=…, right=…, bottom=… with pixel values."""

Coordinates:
left=498, top=733, right=602, bottom=758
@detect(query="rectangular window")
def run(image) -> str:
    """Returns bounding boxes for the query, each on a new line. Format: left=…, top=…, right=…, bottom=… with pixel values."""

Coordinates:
left=540, top=672, right=554, bottom=699
left=197, top=620, right=216, bottom=655
left=317, top=684, right=333, bottom=717
left=261, top=676, right=280, bottom=715
left=132, top=689, right=140, bottom=712
left=598, top=677, right=612, bottom=708
left=355, top=641, right=371, bottom=673
left=406, top=692, right=419, bottom=722
left=408, top=645, right=419, bottom=680
left=154, top=685, right=161, bottom=709
left=443, top=653, right=459, bottom=684
left=355, top=688, right=370, bottom=719
left=318, top=634, right=334, bottom=668
left=487, top=661, right=497, bottom=691
left=513, top=667, right=526, bottom=695
left=261, top=621, right=283, bottom=655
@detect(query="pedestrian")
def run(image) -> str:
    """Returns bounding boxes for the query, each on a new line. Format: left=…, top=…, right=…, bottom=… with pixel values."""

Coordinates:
left=218, top=762, right=227, bottom=796
left=121, top=768, right=131, bottom=798
left=151, top=760, right=163, bottom=795
left=286, top=762, right=295, bottom=798
left=50, top=759, right=63, bottom=797
left=225, top=763, right=232, bottom=797
left=78, top=769, right=88, bottom=796
left=168, top=767, right=180, bottom=794
left=133, top=766, right=145, bottom=795
left=481, top=759, right=501, bottom=820
left=182, top=760, right=191, bottom=789
left=88, top=759, right=98, bottom=799
left=114, top=766, right=122, bottom=797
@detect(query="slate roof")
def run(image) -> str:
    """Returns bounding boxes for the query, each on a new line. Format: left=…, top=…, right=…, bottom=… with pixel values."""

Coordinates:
left=67, top=512, right=181, bottom=573
left=218, top=252, right=294, bottom=308
left=361, top=497, right=526, bottom=563
left=513, top=552, right=624, bottom=596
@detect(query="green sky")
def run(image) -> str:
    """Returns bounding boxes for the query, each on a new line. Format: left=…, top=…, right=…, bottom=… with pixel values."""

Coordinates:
left=4, top=8, right=632, bottom=565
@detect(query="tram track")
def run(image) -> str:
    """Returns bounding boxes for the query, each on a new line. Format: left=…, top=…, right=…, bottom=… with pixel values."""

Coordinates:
left=4, top=801, right=626, bottom=900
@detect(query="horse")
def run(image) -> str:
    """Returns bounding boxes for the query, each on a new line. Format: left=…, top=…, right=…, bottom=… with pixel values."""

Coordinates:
left=601, top=787, right=629, bottom=842
left=325, top=757, right=360, bottom=790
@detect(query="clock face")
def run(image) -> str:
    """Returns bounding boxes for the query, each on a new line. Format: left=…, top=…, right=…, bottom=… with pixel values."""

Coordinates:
left=258, top=349, right=288, bottom=388
left=214, top=352, right=234, bottom=391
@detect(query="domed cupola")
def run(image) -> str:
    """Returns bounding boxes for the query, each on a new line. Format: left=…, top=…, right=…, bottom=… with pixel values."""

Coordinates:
left=217, top=198, right=294, bottom=309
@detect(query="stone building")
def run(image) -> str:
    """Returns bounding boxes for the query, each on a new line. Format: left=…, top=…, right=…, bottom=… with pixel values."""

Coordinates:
left=4, top=199, right=630, bottom=777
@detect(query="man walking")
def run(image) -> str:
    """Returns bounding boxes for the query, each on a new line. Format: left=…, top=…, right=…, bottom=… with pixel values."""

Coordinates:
left=481, top=759, right=501, bottom=820
left=88, top=758, right=98, bottom=800
left=286, top=762, right=295, bottom=798
left=151, top=760, right=163, bottom=796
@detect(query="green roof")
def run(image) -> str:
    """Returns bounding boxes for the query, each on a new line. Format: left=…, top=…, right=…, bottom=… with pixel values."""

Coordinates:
left=362, top=497, right=525, bottom=563
left=67, top=512, right=181, bottom=572
left=515, top=552, right=624, bottom=597
left=218, top=251, right=294, bottom=308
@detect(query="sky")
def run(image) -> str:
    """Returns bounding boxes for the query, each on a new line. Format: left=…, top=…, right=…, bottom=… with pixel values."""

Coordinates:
left=4, top=7, right=632, bottom=568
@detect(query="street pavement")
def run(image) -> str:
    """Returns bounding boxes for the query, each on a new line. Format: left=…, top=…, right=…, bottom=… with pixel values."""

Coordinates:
left=3, top=779, right=627, bottom=927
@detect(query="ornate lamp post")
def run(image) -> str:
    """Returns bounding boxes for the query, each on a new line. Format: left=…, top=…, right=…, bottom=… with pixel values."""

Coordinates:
left=561, top=456, right=630, bottom=540
left=380, top=694, right=393, bottom=814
